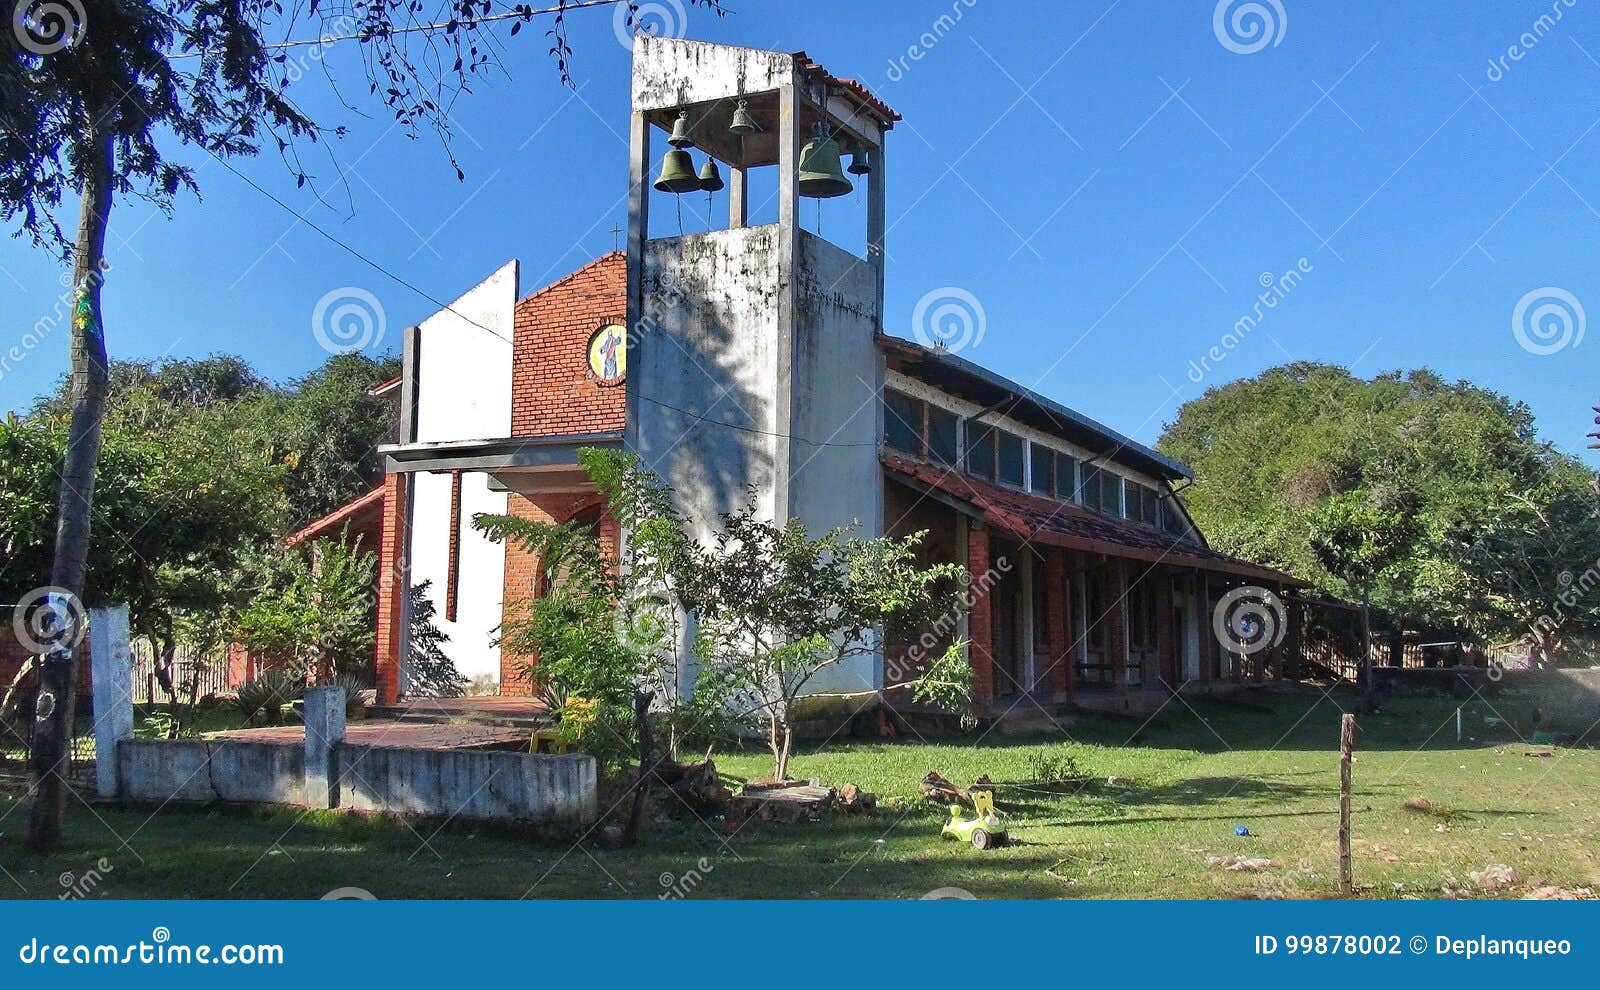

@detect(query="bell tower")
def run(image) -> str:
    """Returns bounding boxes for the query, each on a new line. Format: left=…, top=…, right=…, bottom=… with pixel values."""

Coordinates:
left=623, top=37, right=897, bottom=545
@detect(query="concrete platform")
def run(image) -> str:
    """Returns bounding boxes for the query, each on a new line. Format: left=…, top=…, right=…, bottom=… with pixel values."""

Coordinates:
left=207, top=719, right=532, bottom=751
left=367, top=695, right=550, bottom=728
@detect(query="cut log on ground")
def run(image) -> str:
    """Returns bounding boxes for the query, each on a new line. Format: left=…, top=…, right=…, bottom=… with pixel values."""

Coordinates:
left=650, top=759, right=729, bottom=811
left=838, top=783, right=877, bottom=814
left=920, top=770, right=969, bottom=804
left=729, top=784, right=836, bottom=824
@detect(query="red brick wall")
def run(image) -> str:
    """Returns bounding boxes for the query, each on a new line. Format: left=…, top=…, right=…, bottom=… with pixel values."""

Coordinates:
left=966, top=525, right=994, bottom=716
left=1045, top=550, right=1070, bottom=700
left=498, top=491, right=612, bottom=696
left=374, top=473, right=407, bottom=706
left=511, top=252, right=627, bottom=438
left=1105, top=559, right=1128, bottom=688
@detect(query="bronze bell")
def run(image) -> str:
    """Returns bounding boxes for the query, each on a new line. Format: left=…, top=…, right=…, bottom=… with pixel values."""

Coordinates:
left=653, top=148, right=701, bottom=194
left=667, top=111, right=695, bottom=149
left=847, top=147, right=871, bottom=176
left=698, top=158, right=724, bottom=192
left=797, top=123, right=852, bottom=199
left=729, top=99, right=756, bottom=135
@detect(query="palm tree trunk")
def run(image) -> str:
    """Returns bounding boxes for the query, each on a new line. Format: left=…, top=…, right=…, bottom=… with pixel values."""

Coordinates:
left=27, top=113, right=114, bottom=852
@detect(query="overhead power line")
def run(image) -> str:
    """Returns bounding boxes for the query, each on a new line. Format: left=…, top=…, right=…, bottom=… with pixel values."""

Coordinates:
left=168, top=0, right=628, bottom=58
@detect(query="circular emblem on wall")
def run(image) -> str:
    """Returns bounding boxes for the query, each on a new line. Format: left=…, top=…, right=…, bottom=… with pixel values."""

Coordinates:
left=586, top=321, right=627, bottom=384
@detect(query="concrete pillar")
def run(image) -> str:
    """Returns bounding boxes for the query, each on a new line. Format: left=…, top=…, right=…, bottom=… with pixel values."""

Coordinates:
left=304, top=686, right=346, bottom=809
left=867, top=126, right=886, bottom=313
left=374, top=471, right=408, bottom=706
left=729, top=166, right=748, bottom=228
left=771, top=82, right=802, bottom=523
left=966, top=525, right=994, bottom=716
left=88, top=605, right=133, bottom=800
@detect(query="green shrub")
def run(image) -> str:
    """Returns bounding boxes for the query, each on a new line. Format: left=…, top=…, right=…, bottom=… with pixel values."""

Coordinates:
left=233, top=669, right=305, bottom=725
left=1027, top=747, right=1088, bottom=783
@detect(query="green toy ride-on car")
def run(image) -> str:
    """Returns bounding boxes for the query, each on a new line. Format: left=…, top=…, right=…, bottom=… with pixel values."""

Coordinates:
left=941, top=789, right=1008, bottom=850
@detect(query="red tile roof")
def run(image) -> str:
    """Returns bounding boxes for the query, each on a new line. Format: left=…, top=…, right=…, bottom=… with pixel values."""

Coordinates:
left=791, top=51, right=901, bottom=125
left=883, top=453, right=1304, bottom=585
left=285, top=485, right=387, bottom=548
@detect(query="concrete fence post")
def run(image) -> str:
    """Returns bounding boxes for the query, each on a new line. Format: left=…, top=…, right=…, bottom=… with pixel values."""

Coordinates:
left=88, top=605, right=134, bottom=800
left=303, top=686, right=346, bottom=809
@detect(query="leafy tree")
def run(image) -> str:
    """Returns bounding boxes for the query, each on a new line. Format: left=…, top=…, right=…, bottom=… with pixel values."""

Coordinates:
left=1, top=371, right=285, bottom=697
left=1160, top=362, right=1600, bottom=657
left=678, top=504, right=963, bottom=781
left=273, top=354, right=400, bottom=528
left=406, top=581, right=468, bottom=698
left=234, top=531, right=376, bottom=684
left=5, top=0, right=726, bottom=849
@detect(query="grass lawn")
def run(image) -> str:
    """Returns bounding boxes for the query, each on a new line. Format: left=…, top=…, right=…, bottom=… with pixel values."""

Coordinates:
left=1, top=685, right=1595, bottom=899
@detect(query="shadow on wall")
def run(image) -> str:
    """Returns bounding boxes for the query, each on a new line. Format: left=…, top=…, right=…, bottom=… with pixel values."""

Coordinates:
left=639, top=229, right=776, bottom=526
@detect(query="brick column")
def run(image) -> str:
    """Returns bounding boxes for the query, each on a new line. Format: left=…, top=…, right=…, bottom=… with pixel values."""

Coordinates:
left=1045, top=550, right=1069, bottom=701
left=1063, top=557, right=1077, bottom=700
left=498, top=494, right=540, bottom=696
left=1106, top=558, right=1129, bottom=693
left=966, top=525, right=995, bottom=716
left=374, top=472, right=408, bottom=706
left=1156, top=571, right=1178, bottom=688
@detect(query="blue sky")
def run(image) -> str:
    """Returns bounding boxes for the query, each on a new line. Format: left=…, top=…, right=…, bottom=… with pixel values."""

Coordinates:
left=2, top=0, right=1597, bottom=465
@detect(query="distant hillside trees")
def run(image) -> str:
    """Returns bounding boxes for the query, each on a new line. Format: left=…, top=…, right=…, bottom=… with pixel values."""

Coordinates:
left=1159, top=362, right=1600, bottom=662
left=1, top=352, right=398, bottom=694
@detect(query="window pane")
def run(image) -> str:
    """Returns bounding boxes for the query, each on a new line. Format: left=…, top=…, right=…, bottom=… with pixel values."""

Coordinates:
left=1055, top=454, right=1078, bottom=501
left=966, top=424, right=994, bottom=478
left=1081, top=465, right=1100, bottom=508
left=1140, top=485, right=1159, bottom=524
left=884, top=390, right=920, bottom=456
left=1101, top=474, right=1122, bottom=515
left=997, top=431, right=1024, bottom=487
left=1030, top=444, right=1053, bottom=493
left=927, top=405, right=958, bottom=466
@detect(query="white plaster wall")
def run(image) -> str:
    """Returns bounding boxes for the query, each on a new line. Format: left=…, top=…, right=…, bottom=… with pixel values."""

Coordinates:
left=632, top=36, right=794, bottom=112
left=790, top=232, right=884, bottom=696
left=406, top=260, right=517, bottom=690
left=638, top=227, right=782, bottom=535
